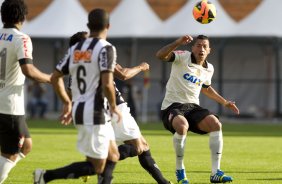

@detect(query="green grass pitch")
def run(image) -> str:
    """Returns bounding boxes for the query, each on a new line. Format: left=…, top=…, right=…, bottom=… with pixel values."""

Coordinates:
left=4, top=119, right=282, bottom=184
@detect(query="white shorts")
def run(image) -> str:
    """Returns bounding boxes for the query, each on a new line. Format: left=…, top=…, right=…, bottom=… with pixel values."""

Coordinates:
left=76, top=123, right=115, bottom=159
left=112, top=103, right=141, bottom=145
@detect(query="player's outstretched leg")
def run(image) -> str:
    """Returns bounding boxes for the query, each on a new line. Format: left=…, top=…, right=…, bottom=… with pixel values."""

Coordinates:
left=210, top=169, right=233, bottom=183
left=33, top=161, right=95, bottom=183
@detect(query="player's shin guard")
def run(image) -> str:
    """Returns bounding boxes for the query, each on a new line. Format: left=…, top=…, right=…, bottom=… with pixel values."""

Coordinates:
left=98, top=160, right=116, bottom=184
left=209, top=131, right=223, bottom=175
left=43, top=161, right=95, bottom=182
left=118, top=144, right=137, bottom=160
left=138, top=150, right=170, bottom=184
left=0, top=156, right=16, bottom=184
left=173, top=133, right=186, bottom=170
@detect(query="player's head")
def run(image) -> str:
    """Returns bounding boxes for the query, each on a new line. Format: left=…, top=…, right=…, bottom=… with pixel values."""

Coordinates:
left=192, top=35, right=211, bottom=62
left=1, top=0, right=28, bottom=27
left=69, top=31, right=88, bottom=47
left=87, top=8, right=110, bottom=33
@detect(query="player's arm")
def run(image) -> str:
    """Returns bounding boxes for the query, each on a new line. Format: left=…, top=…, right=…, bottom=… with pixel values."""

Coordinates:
left=16, top=36, right=51, bottom=83
left=114, top=62, right=149, bottom=81
left=66, top=76, right=72, bottom=99
left=51, top=70, right=72, bottom=125
left=201, top=86, right=240, bottom=114
left=101, top=71, right=122, bottom=122
left=156, top=35, right=193, bottom=62
left=20, top=61, right=51, bottom=83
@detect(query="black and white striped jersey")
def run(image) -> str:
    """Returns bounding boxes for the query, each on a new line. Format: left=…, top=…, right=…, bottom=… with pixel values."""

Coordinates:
left=114, top=83, right=126, bottom=105
left=56, top=37, right=117, bottom=125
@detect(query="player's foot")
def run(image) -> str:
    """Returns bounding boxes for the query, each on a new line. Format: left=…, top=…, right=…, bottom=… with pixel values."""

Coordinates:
left=176, top=169, right=189, bottom=184
left=210, top=169, right=233, bottom=183
left=33, top=169, right=46, bottom=184
left=81, top=175, right=90, bottom=182
left=168, top=181, right=174, bottom=184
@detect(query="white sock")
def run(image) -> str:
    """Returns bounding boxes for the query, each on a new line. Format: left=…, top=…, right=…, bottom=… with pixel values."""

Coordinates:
left=15, top=152, right=25, bottom=164
left=209, top=131, right=223, bottom=175
left=173, top=132, right=186, bottom=170
left=0, top=156, right=16, bottom=184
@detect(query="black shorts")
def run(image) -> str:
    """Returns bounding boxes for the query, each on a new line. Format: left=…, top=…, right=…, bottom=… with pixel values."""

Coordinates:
left=0, top=113, right=30, bottom=154
left=161, top=103, right=216, bottom=135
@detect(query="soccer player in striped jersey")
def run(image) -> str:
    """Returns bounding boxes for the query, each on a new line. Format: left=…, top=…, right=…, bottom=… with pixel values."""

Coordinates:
left=0, top=0, right=52, bottom=183
left=68, top=32, right=172, bottom=184
left=33, top=9, right=122, bottom=184
left=156, top=35, right=240, bottom=184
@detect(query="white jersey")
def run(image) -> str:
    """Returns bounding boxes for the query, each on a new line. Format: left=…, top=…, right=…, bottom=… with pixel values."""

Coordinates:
left=161, top=50, right=214, bottom=110
left=56, top=38, right=117, bottom=125
left=0, top=28, right=33, bottom=115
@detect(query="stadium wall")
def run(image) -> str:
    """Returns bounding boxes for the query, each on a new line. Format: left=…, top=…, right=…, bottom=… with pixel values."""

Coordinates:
left=28, top=37, right=281, bottom=121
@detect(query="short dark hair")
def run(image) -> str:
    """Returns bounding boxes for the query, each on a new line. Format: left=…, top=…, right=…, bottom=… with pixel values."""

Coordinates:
left=87, top=8, right=109, bottom=32
left=69, top=31, right=88, bottom=47
left=1, top=0, right=27, bottom=26
left=197, top=35, right=209, bottom=40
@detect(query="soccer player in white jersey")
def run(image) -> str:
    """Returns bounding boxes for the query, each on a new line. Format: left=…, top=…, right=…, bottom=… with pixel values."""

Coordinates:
left=0, top=0, right=51, bottom=183
left=33, top=9, right=122, bottom=184
left=156, top=35, right=240, bottom=184
left=68, top=32, right=172, bottom=184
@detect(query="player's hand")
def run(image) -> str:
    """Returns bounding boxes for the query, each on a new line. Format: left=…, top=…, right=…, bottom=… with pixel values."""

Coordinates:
left=60, top=102, right=72, bottom=125
left=224, top=101, right=240, bottom=115
left=110, top=106, right=122, bottom=124
left=176, top=35, right=193, bottom=45
left=139, top=62, right=149, bottom=71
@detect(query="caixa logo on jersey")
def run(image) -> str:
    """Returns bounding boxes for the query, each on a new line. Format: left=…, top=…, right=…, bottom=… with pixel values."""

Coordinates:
left=183, top=73, right=201, bottom=86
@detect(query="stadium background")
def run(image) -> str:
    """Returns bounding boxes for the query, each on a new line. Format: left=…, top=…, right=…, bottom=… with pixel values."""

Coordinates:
left=3, top=0, right=281, bottom=121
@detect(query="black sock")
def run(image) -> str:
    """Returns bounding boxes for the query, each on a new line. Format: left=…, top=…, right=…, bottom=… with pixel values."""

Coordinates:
left=118, top=144, right=137, bottom=160
left=43, top=161, right=95, bottom=182
left=98, top=160, right=116, bottom=184
left=138, top=150, right=169, bottom=184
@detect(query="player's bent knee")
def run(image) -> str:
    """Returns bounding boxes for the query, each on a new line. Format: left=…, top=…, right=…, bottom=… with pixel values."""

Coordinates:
left=210, top=118, right=222, bottom=131
left=172, top=116, right=189, bottom=135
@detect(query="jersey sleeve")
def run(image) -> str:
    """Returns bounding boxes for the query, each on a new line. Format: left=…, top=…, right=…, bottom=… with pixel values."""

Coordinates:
left=173, top=50, right=190, bottom=64
left=15, top=35, right=33, bottom=61
left=203, top=63, right=214, bottom=86
left=173, top=50, right=191, bottom=65
left=55, top=49, right=71, bottom=75
left=98, top=45, right=117, bottom=72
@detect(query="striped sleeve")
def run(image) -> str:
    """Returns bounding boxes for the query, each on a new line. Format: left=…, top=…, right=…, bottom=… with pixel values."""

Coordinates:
left=56, top=50, right=71, bottom=75
left=98, top=45, right=116, bottom=72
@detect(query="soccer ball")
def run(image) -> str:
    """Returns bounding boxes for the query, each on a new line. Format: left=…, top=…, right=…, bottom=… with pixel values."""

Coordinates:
left=192, top=0, right=216, bottom=24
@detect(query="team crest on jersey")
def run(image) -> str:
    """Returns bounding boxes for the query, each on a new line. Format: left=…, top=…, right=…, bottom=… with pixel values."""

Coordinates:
left=183, top=73, right=201, bottom=86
